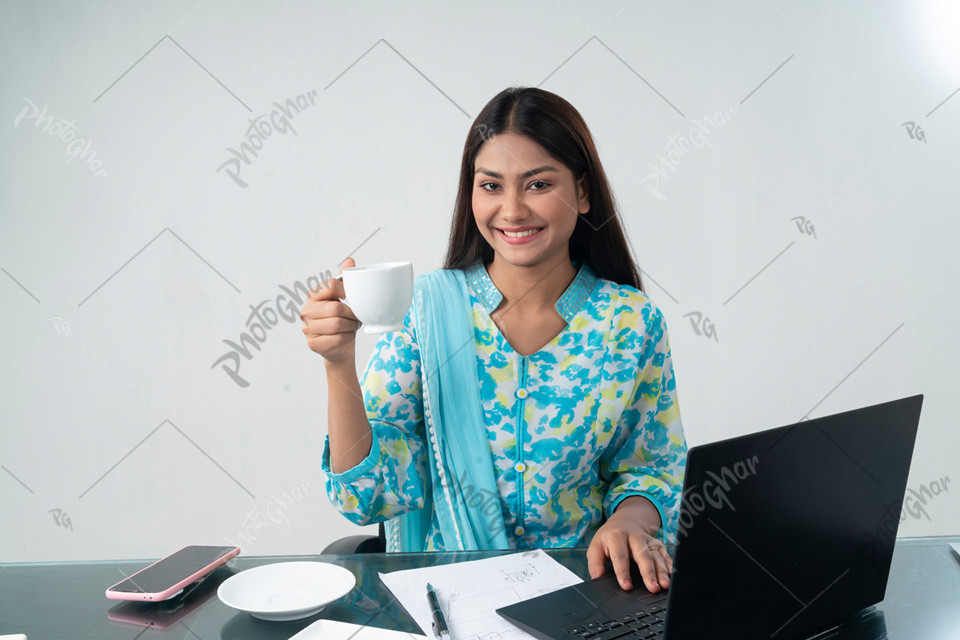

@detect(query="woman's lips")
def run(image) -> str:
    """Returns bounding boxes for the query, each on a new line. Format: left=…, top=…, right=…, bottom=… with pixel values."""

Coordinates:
left=496, top=227, right=543, bottom=245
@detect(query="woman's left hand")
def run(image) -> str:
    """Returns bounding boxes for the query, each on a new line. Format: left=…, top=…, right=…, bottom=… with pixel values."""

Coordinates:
left=586, top=496, right=672, bottom=592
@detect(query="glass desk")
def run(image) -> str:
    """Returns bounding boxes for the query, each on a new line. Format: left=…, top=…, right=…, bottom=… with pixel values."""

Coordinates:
left=1, top=536, right=958, bottom=639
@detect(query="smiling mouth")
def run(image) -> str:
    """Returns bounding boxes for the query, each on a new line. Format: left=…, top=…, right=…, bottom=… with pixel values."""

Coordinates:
left=497, top=227, right=543, bottom=238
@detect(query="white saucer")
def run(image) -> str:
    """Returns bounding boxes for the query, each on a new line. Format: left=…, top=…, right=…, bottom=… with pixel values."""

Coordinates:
left=217, top=561, right=356, bottom=621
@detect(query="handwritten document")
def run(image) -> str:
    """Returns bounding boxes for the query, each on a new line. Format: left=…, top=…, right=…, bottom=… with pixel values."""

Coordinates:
left=378, top=549, right=583, bottom=640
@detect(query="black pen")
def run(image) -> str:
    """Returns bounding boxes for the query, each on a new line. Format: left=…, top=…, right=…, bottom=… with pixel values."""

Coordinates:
left=426, top=582, right=450, bottom=640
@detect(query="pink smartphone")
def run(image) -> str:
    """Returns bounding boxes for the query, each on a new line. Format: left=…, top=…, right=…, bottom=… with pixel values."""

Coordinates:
left=105, top=545, right=240, bottom=601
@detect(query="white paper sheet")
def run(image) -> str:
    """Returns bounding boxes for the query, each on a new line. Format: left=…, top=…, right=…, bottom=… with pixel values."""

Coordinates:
left=289, top=619, right=428, bottom=639
left=378, top=549, right=583, bottom=640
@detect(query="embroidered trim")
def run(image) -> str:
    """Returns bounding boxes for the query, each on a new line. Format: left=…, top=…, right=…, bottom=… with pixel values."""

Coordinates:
left=556, top=262, right=599, bottom=323
left=464, top=261, right=502, bottom=311
left=464, top=259, right=599, bottom=322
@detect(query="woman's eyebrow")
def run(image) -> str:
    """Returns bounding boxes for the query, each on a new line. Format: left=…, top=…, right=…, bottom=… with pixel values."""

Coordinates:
left=474, top=165, right=559, bottom=179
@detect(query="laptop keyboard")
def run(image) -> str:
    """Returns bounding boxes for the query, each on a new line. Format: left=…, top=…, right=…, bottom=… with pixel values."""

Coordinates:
left=566, top=601, right=667, bottom=640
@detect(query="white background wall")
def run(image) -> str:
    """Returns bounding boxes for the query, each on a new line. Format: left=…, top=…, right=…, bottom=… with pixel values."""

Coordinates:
left=1, top=1, right=957, bottom=563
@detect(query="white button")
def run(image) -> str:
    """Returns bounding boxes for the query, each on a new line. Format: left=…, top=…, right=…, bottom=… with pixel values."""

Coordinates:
left=514, top=462, right=526, bottom=473
left=515, top=526, right=525, bottom=536
left=515, top=388, right=528, bottom=399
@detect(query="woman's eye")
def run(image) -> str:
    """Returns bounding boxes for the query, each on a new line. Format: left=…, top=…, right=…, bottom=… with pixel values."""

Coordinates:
left=477, top=180, right=549, bottom=191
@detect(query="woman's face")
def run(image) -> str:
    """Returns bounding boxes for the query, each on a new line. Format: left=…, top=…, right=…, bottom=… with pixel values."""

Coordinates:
left=472, top=131, right=590, bottom=269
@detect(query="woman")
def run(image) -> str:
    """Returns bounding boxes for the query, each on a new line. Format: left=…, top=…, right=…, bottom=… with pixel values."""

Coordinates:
left=301, top=87, right=687, bottom=594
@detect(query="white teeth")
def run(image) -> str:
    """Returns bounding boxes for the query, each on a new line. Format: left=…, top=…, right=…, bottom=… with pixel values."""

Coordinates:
left=501, top=228, right=541, bottom=238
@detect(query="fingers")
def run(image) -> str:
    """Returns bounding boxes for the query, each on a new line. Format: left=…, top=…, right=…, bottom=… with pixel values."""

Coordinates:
left=661, top=543, right=674, bottom=575
left=299, top=257, right=361, bottom=359
left=585, top=538, right=609, bottom=581
left=304, top=257, right=356, bottom=304
left=300, top=306, right=361, bottom=335
left=588, top=528, right=674, bottom=594
left=630, top=537, right=670, bottom=592
left=301, top=311, right=361, bottom=360
left=305, top=274, right=346, bottom=303
left=300, top=299, right=360, bottom=327
left=303, top=325, right=357, bottom=355
left=608, top=543, right=635, bottom=591
left=587, top=531, right=634, bottom=591
left=300, top=305, right=361, bottom=358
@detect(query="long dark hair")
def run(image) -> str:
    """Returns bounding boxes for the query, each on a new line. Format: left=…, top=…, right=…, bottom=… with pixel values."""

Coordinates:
left=443, top=86, right=644, bottom=292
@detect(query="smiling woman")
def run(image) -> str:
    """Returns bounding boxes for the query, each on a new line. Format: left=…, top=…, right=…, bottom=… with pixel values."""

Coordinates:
left=469, top=131, right=592, bottom=354
left=446, top=88, right=643, bottom=292
left=473, top=139, right=584, bottom=259
left=302, top=87, right=688, bottom=595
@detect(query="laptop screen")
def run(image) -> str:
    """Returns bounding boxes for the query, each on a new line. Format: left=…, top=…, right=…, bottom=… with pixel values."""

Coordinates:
left=663, top=394, right=922, bottom=639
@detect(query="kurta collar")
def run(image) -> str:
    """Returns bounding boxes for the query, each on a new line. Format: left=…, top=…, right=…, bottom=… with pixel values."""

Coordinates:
left=464, top=258, right=599, bottom=323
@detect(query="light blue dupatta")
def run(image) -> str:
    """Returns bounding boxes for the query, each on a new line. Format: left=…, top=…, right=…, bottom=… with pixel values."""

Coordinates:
left=386, top=268, right=510, bottom=552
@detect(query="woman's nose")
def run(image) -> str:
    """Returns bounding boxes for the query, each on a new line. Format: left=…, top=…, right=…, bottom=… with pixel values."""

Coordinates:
left=500, top=188, right=528, bottom=220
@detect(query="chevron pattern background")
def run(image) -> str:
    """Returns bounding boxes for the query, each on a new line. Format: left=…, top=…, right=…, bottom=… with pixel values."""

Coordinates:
left=1, top=1, right=957, bottom=561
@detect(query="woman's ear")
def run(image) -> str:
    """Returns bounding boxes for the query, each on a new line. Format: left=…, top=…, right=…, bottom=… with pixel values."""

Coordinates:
left=577, top=174, right=591, bottom=214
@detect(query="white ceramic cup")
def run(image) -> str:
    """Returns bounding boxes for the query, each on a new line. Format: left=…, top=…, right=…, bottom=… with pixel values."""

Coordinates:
left=339, top=262, right=414, bottom=334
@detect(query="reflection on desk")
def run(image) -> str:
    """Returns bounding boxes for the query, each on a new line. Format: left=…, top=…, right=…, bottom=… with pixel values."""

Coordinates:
left=0, top=537, right=957, bottom=640
left=106, top=565, right=235, bottom=629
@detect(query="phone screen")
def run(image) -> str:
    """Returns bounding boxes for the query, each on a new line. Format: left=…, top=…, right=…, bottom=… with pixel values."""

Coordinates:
left=110, top=546, right=237, bottom=593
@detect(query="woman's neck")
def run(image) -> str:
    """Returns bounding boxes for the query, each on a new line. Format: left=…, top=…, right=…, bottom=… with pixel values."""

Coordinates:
left=485, top=252, right=578, bottom=315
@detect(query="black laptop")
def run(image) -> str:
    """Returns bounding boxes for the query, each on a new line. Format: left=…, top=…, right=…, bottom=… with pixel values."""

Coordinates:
left=497, top=394, right=924, bottom=640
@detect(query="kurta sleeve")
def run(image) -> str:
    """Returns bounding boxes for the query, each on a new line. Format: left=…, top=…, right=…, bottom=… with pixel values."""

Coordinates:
left=321, top=303, right=429, bottom=526
left=600, top=293, right=688, bottom=544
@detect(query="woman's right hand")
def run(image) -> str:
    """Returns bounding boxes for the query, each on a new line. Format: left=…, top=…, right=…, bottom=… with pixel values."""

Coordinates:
left=300, top=257, right=362, bottom=365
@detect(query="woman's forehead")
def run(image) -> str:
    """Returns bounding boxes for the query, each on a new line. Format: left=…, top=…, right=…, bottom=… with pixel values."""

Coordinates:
left=474, top=132, right=563, bottom=172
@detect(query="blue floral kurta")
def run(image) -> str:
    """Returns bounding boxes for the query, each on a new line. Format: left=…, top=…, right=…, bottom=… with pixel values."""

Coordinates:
left=322, top=259, right=687, bottom=551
